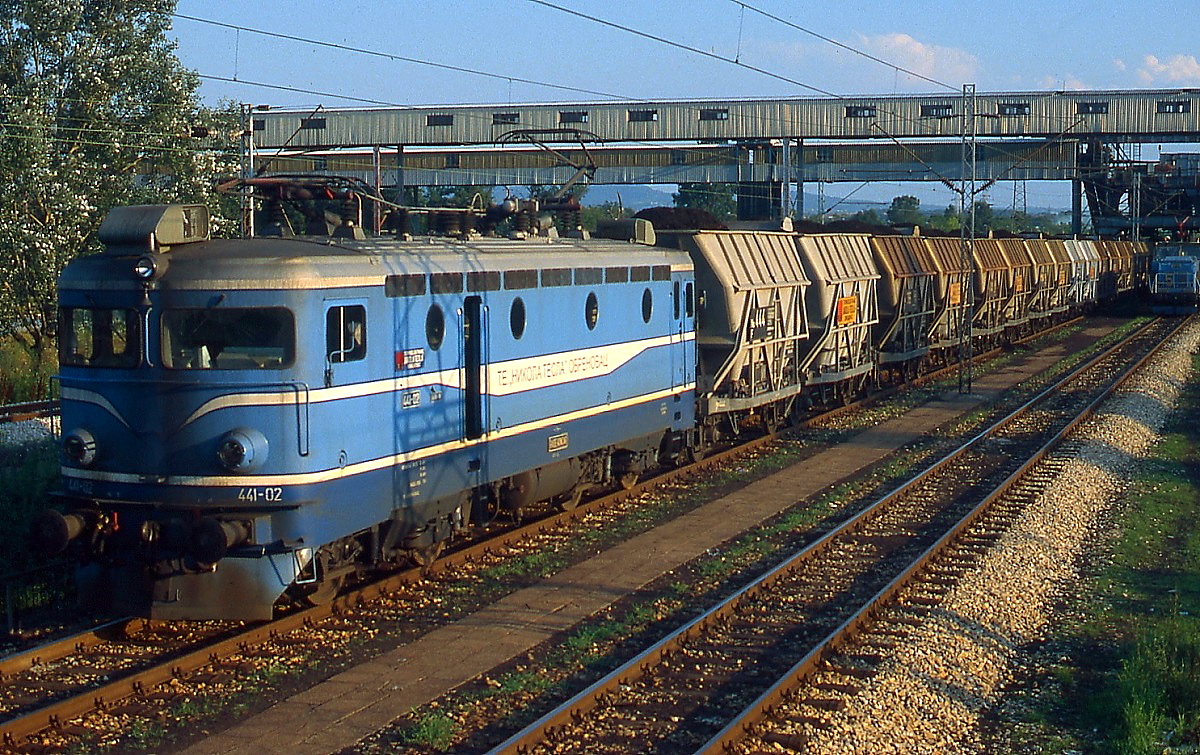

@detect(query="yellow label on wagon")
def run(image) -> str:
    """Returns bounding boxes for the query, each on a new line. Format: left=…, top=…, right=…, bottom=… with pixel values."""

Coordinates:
left=835, top=295, right=858, bottom=326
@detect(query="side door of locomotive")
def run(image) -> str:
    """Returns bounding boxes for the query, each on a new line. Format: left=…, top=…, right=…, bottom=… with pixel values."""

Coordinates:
left=323, top=299, right=370, bottom=387
left=671, top=270, right=696, bottom=426
left=458, top=291, right=490, bottom=494
left=322, top=298, right=371, bottom=459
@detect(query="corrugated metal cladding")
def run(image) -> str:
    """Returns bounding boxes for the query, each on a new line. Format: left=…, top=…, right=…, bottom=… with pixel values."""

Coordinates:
left=870, top=236, right=935, bottom=279
left=996, top=238, right=1033, bottom=271
left=253, top=90, right=1199, bottom=148
left=923, top=237, right=971, bottom=275
left=687, top=232, right=809, bottom=290
left=797, top=235, right=880, bottom=285
left=973, top=239, right=1010, bottom=272
left=1025, top=239, right=1056, bottom=266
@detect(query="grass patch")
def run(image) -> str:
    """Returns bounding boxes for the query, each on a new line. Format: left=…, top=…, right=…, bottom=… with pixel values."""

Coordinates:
left=984, top=350, right=1200, bottom=754
left=395, top=711, right=457, bottom=751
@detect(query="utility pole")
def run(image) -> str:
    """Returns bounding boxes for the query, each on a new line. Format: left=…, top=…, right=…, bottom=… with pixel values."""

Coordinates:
left=959, top=84, right=978, bottom=394
left=240, top=103, right=262, bottom=239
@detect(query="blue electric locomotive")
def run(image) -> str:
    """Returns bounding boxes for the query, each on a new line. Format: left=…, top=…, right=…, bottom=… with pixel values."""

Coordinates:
left=43, top=205, right=695, bottom=620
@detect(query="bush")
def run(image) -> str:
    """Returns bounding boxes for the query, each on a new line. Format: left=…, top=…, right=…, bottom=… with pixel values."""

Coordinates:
left=0, top=440, right=61, bottom=574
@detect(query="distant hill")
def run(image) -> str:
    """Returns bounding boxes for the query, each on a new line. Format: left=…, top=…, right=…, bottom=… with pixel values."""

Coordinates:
left=580, top=185, right=885, bottom=215
left=579, top=184, right=1069, bottom=217
left=581, top=185, right=675, bottom=210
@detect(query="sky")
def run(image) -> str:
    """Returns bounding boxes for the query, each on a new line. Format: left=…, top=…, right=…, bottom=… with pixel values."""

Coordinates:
left=168, top=1, right=1200, bottom=211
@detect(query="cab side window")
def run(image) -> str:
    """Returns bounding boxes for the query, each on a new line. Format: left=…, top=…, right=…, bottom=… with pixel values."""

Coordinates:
left=326, top=305, right=366, bottom=363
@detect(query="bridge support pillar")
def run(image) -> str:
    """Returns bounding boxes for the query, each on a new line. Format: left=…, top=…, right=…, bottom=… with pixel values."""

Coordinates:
left=1072, top=176, right=1083, bottom=237
left=737, top=181, right=781, bottom=222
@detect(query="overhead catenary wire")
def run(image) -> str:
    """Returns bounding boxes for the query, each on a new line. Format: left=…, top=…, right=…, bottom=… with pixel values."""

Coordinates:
left=168, top=7, right=1088, bottom=212
left=521, top=0, right=840, bottom=98
left=174, top=13, right=630, bottom=101
left=729, top=1, right=960, bottom=93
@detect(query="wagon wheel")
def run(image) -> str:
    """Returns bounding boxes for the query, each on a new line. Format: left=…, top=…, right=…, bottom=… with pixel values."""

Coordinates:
left=761, top=404, right=783, bottom=434
left=840, top=384, right=856, bottom=406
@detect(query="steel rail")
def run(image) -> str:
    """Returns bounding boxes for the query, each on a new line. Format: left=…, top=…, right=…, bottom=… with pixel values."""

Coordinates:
left=487, top=316, right=1174, bottom=754
left=0, top=314, right=1103, bottom=749
left=696, top=317, right=1187, bottom=754
left=0, top=400, right=56, bottom=425
left=0, top=393, right=792, bottom=748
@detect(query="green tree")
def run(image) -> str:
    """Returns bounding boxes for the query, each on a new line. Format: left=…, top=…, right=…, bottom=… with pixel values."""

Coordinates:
left=848, top=208, right=884, bottom=226
left=0, top=0, right=222, bottom=358
left=927, top=203, right=961, bottom=232
left=416, top=186, right=494, bottom=209
left=581, top=202, right=627, bottom=231
left=673, top=183, right=736, bottom=222
left=971, top=200, right=996, bottom=233
left=885, top=195, right=922, bottom=226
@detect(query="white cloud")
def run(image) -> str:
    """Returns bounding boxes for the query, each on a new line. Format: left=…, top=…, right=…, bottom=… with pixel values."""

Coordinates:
left=1038, top=74, right=1090, bottom=91
left=1113, top=58, right=1127, bottom=72
left=855, top=32, right=978, bottom=85
left=753, top=32, right=976, bottom=93
left=1138, top=54, right=1200, bottom=84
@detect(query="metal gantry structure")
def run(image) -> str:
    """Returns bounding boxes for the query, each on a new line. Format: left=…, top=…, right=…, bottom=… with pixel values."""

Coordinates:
left=239, top=88, right=1199, bottom=231
left=959, top=84, right=978, bottom=394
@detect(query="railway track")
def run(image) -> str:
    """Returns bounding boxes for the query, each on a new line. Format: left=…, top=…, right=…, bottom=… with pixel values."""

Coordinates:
left=487, top=317, right=1183, bottom=755
left=0, top=405, right=810, bottom=751
left=0, top=400, right=55, bottom=425
left=0, top=316, right=1122, bottom=751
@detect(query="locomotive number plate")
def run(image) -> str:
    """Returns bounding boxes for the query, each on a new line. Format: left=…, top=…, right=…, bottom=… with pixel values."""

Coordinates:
left=238, top=487, right=284, bottom=502
left=547, top=433, right=569, bottom=453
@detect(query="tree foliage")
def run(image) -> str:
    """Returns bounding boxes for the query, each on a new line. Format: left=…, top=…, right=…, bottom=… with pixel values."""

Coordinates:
left=885, top=195, right=922, bottom=226
left=673, top=182, right=736, bottom=222
left=0, top=0, right=230, bottom=356
left=848, top=208, right=884, bottom=226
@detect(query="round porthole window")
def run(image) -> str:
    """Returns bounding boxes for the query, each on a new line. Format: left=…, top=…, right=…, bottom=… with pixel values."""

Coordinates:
left=426, top=304, right=445, bottom=350
left=641, top=288, right=653, bottom=323
left=510, top=297, right=526, bottom=339
left=585, top=292, right=599, bottom=330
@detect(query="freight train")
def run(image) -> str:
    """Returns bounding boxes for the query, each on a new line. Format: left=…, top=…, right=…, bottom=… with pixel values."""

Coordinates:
left=34, top=198, right=1149, bottom=620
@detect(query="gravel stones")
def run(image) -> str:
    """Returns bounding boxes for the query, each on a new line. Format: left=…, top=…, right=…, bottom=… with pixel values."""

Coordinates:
left=0, top=417, right=54, bottom=448
left=766, top=321, right=1200, bottom=755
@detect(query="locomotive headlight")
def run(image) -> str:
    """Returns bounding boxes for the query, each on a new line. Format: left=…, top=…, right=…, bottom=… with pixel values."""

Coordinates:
left=63, top=428, right=97, bottom=466
left=216, top=428, right=268, bottom=472
left=133, top=255, right=157, bottom=280
left=132, top=254, right=168, bottom=281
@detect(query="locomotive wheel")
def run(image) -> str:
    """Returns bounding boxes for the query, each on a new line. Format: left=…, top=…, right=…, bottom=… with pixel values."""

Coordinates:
left=413, top=541, right=444, bottom=568
left=304, top=574, right=344, bottom=606
left=559, top=485, right=586, bottom=511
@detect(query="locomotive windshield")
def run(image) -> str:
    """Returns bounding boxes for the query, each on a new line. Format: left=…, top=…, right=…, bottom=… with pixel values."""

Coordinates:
left=59, top=307, right=140, bottom=368
left=161, top=308, right=294, bottom=369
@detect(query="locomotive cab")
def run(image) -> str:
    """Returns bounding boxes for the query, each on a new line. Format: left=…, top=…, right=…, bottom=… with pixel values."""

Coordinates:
left=44, top=205, right=315, bottom=619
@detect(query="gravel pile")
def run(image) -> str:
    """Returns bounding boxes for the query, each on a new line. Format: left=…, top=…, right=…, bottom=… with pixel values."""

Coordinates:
left=775, top=321, right=1200, bottom=755
left=0, top=417, right=55, bottom=448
